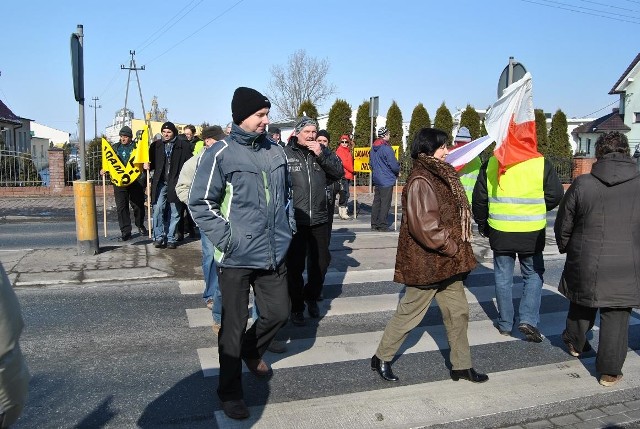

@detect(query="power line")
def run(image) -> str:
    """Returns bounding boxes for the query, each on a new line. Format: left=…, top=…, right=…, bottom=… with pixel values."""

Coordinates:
left=145, top=0, right=246, bottom=65
left=136, top=0, right=205, bottom=54
left=89, top=97, right=102, bottom=139
left=580, top=99, right=619, bottom=118
left=518, top=0, right=640, bottom=24
left=531, top=0, right=640, bottom=20
left=576, top=0, right=640, bottom=14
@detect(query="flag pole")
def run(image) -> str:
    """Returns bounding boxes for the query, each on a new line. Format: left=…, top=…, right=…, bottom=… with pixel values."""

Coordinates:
left=353, top=174, right=357, bottom=220
left=394, top=179, right=398, bottom=231
left=146, top=172, right=151, bottom=238
left=102, top=174, right=107, bottom=237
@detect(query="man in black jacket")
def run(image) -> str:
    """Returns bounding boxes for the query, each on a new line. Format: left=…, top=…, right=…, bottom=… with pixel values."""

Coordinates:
left=472, top=156, right=563, bottom=342
left=148, top=121, right=192, bottom=249
left=284, top=117, right=343, bottom=326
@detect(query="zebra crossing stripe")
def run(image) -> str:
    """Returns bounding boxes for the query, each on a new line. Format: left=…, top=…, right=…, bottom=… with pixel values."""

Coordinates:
left=197, top=310, right=640, bottom=377
left=185, top=282, right=564, bottom=328
left=212, top=353, right=640, bottom=428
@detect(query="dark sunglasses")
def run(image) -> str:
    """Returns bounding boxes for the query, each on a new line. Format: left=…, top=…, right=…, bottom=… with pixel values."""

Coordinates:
left=340, top=140, right=349, bottom=143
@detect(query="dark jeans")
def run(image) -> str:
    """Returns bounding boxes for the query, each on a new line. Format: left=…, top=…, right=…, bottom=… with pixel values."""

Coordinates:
left=565, top=302, right=631, bottom=375
left=113, top=181, right=145, bottom=235
left=178, top=204, right=196, bottom=236
left=216, top=264, right=290, bottom=402
left=371, top=185, right=393, bottom=229
left=287, top=223, right=330, bottom=313
left=338, top=178, right=351, bottom=207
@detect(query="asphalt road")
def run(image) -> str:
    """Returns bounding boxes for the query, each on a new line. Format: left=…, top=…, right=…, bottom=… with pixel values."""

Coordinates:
left=10, top=257, right=579, bottom=429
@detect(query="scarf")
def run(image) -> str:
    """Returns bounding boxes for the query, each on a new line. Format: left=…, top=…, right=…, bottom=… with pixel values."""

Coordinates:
left=416, top=153, right=473, bottom=242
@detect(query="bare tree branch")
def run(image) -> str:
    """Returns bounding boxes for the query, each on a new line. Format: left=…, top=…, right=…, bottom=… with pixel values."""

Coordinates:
left=267, top=49, right=337, bottom=119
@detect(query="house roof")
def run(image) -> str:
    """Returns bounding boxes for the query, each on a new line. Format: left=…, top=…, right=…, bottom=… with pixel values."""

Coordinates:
left=572, top=109, right=631, bottom=134
left=0, top=99, right=22, bottom=126
left=609, top=52, right=640, bottom=95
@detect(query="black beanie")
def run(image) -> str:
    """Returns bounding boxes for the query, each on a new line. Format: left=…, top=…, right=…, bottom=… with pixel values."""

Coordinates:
left=316, top=129, right=330, bottom=144
left=119, top=126, right=133, bottom=138
left=231, top=87, right=271, bottom=125
left=161, top=121, right=178, bottom=136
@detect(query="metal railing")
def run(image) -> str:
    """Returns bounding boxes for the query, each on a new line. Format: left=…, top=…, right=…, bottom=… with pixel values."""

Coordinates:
left=0, top=150, right=43, bottom=187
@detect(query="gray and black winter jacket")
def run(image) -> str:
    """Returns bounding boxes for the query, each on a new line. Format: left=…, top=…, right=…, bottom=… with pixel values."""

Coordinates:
left=188, top=124, right=295, bottom=269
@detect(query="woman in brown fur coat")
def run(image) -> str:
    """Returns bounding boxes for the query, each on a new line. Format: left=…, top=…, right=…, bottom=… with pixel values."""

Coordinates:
left=370, top=128, right=488, bottom=384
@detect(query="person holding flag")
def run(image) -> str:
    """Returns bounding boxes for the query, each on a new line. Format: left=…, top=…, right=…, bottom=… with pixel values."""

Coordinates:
left=472, top=73, right=563, bottom=342
left=100, top=125, right=148, bottom=241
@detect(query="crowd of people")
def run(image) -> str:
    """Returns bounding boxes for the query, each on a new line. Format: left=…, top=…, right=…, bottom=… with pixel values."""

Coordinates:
left=57, top=88, right=640, bottom=422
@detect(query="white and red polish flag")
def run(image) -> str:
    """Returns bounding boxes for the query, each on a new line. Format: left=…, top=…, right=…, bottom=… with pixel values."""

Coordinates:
left=446, top=135, right=492, bottom=170
left=484, top=72, right=541, bottom=176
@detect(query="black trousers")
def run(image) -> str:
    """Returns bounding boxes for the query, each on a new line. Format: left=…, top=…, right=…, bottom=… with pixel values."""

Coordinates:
left=287, top=223, right=330, bottom=313
left=217, top=264, right=290, bottom=402
left=565, top=302, right=631, bottom=376
left=371, top=185, right=393, bottom=229
left=113, top=181, right=145, bottom=235
left=338, top=178, right=351, bottom=207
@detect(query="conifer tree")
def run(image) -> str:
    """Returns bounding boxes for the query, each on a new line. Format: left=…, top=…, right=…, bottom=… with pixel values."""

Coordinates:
left=548, top=109, right=572, bottom=159
left=354, top=100, right=375, bottom=148
left=326, top=99, right=352, bottom=150
left=459, top=104, right=481, bottom=140
left=534, top=109, right=549, bottom=155
left=433, top=102, right=453, bottom=144
left=407, top=103, right=431, bottom=149
left=297, top=99, right=319, bottom=120
left=385, top=101, right=404, bottom=156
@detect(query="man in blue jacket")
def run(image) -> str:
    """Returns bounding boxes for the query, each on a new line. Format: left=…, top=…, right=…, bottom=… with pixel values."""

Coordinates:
left=188, top=87, right=294, bottom=420
left=370, top=127, right=400, bottom=231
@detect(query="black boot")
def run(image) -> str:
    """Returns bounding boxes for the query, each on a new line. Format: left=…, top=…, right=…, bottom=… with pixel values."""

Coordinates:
left=371, top=355, right=399, bottom=382
left=450, top=368, right=488, bottom=383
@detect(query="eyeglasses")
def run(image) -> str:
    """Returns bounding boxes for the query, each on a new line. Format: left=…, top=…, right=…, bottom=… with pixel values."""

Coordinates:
left=340, top=140, right=349, bottom=143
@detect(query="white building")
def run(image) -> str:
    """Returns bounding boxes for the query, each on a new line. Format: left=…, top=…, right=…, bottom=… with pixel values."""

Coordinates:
left=573, top=52, right=640, bottom=157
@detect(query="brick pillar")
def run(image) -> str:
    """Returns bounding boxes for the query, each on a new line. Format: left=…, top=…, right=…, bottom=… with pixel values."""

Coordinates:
left=572, top=156, right=596, bottom=179
left=48, top=148, right=66, bottom=193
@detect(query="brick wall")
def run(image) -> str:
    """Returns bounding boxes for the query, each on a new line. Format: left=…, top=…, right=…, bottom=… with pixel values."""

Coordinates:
left=572, top=156, right=596, bottom=179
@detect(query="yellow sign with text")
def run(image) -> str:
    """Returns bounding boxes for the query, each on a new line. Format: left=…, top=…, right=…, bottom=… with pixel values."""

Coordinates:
left=353, top=146, right=400, bottom=173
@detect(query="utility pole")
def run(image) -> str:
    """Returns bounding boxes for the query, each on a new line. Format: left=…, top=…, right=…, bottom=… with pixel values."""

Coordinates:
left=120, top=51, right=149, bottom=132
left=89, top=96, right=102, bottom=139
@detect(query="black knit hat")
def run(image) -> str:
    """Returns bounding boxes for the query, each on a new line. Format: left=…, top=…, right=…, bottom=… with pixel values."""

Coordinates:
left=316, top=129, right=330, bottom=144
left=119, top=126, right=133, bottom=138
left=161, top=121, right=178, bottom=136
left=231, top=87, right=271, bottom=125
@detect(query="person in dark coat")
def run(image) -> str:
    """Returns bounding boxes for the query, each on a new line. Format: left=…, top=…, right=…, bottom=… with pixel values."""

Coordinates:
left=148, top=121, right=192, bottom=249
left=371, top=128, right=487, bottom=384
left=555, top=131, right=640, bottom=387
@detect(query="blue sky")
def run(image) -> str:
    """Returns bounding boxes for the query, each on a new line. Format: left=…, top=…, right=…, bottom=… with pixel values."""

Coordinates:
left=2, top=0, right=639, bottom=139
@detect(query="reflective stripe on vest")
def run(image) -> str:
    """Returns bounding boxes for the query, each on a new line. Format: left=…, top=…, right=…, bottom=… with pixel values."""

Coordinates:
left=458, top=156, right=482, bottom=204
left=486, top=156, right=546, bottom=232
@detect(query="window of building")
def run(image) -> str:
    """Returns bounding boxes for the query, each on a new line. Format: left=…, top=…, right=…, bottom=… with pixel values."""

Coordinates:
left=587, top=138, right=591, bottom=154
left=578, top=137, right=582, bottom=153
left=635, top=112, right=640, bottom=123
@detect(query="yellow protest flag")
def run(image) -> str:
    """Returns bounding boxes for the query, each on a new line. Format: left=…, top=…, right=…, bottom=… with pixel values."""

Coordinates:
left=101, top=137, right=138, bottom=186
left=131, top=125, right=150, bottom=164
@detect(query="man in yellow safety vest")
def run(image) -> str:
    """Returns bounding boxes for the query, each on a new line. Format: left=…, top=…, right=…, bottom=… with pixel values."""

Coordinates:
left=472, top=155, right=563, bottom=342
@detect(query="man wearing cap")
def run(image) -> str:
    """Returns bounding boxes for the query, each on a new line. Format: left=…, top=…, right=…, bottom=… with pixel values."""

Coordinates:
left=149, top=121, right=192, bottom=249
left=452, top=127, right=482, bottom=204
left=370, top=127, right=400, bottom=231
left=284, top=119, right=343, bottom=326
left=100, top=126, right=147, bottom=241
left=270, top=127, right=285, bottom=147
left=189, top=87, right=294, bottom=420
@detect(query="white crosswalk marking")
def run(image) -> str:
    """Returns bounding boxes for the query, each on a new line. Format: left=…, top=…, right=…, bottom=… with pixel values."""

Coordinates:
left=179, top=257, right=640, bottom=428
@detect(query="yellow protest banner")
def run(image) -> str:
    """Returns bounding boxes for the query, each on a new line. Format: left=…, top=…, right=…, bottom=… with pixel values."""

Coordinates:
left=353, top=146, right=400, bottom=173
left=131, top=125, right=149, bottom=164
left=101, top=138, right=142, bottom=187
